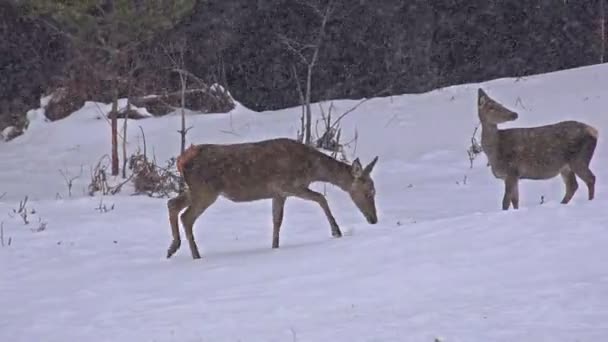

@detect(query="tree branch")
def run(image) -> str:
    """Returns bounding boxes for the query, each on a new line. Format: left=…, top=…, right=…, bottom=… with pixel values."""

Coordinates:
left=330, top=84, right=392, bottom=130
left=277, top=34, right=310, bottom=65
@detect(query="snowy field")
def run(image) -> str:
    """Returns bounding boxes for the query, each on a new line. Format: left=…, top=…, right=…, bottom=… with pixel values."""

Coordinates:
left=1, top=64, right=608, bottom=341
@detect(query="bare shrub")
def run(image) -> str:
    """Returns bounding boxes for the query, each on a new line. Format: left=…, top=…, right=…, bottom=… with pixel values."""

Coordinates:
left=467, top=123, right=483, bottom=168
left=315, top=102, right=341, bottom=152
left=9, top=195, right=31, bottom=225
left=314, top=101, right=359, bottom=162
left=129, top=151, right=180, bottom=198
left=87, top=155, right=129, bottom=196
left=88, top=155, right=111, bottom=196
left=59, top=165, right=83, bottom=197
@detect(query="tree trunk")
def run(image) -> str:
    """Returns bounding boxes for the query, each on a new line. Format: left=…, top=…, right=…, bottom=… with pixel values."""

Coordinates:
left=179, top=73, right=187, bottom=193
left=304, top=64, right=313, bottom=145
left=111, top=77, right=119, bottom=176
left=122, top=93, right=130, bottom=179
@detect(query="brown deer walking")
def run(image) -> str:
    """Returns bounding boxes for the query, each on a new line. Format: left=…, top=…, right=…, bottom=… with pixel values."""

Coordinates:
left=167, top=137, right=379, bottom=259
left=478, top=88, right=598, bottom=210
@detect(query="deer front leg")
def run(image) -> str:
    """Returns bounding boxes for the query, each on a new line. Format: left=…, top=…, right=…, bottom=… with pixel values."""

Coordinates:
left=272, top=196, right=286, bottom=248
left=167, top=191, right=190, bottom=258
left=560, top=168, right=579, bottom=204
left=180, top=192, right=219, bottom=259
left=503, top=175, right=519, bottom=210
left=290, top=187, right=342, bottom=238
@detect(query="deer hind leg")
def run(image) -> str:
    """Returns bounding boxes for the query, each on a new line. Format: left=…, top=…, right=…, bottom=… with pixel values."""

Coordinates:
left=560, top=168, right=579, bottom=204
left=290, top=187, right=342, bottom=238
left=570, top=136, right=597, bottom=201
left=570, top=162, right=596, bottom=201
left=503, top=175, right=519, bottom=210
left=180, top=190, right=219, bottom=259
left=167, top=191, right=191, bottom=258
left=272, top=196, right=286, bottom=248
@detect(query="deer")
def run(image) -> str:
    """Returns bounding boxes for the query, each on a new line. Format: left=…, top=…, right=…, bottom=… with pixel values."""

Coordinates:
left=477, top=88, right=598, bottom=210
left=166, top=137, right=379, bottom=259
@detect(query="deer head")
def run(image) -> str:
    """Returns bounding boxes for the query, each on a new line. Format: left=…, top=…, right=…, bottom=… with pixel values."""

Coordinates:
left=478, top=88, right=518, bottom=124
left=349, top=156, right=379, bottom=224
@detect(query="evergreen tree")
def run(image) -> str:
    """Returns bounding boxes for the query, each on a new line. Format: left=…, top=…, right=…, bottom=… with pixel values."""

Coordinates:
left=26, top=0, right=195, bottom=175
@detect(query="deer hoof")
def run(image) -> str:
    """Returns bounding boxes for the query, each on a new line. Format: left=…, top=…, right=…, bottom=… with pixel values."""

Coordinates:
left=166, top=240, right=181, bottom=258
left=332, top=230, right=342, bottom=238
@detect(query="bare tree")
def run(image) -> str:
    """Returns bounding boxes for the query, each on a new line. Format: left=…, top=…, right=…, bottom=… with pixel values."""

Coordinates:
left=121, top=57, right=143, bottom=179
left=291, top=64, right=306, bottom=142
left=163, top=39, right=193, bottom=193
left=279, top=0, right=335, bottom=145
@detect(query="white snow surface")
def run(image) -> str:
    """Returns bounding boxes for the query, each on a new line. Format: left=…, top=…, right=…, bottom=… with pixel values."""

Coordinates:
left=1, top=64, right=608, bottom=341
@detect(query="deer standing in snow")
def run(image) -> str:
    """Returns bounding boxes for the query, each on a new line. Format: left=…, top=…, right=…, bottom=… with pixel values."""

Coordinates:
left=478, top=88, right=598, bottom=210
left=167, top=137, right=379, bottom=259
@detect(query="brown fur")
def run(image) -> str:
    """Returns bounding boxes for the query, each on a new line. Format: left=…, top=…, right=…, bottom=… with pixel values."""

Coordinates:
left=478, top=88, right=598, bottom=210
left=167, top=137, right=379, bottom=259
left=176, top=144, right=199, bottom=174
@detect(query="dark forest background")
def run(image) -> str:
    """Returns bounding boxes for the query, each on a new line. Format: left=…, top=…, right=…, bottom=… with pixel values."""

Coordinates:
left=1, top=0, right=607, bottom=131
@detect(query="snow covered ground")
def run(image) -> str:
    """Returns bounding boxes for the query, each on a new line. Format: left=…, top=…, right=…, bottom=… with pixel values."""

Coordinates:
left=1, top=64, right=608, bottom=341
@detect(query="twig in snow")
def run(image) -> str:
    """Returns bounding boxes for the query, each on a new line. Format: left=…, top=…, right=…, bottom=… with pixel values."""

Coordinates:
left=95, top=197, right=115, bottom=213
left=515, top=96, right=527, bottom=110
left=31, top=217, right=47, bottom=233
left=467, top=123, right=483, bottom=168
left=59, top=165, right=84, bottom=197
left=9, top=195, right=30, bottom=225
left=456, top=175, right=468, bottom=185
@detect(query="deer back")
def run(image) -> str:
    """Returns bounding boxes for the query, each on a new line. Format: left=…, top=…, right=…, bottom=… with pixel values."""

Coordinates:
left=179, top=138, right=335, bottom=201
left=492, top=121, right=597, bottom=179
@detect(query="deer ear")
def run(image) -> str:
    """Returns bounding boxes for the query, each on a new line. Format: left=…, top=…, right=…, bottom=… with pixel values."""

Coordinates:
left=478, top=88, right=487, bottom=106
left=363, top=156, right=379, bottom=175
left=351, top=158, right=363, bottom=178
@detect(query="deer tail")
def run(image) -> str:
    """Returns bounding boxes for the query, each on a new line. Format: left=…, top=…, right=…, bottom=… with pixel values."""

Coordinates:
left=177, top=144, right=199, bottom=174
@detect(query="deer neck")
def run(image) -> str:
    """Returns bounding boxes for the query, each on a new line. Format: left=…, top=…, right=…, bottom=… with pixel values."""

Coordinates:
left=315, top=154, right=354, bottom=192
left=480, top=122, right=500, bottom=164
